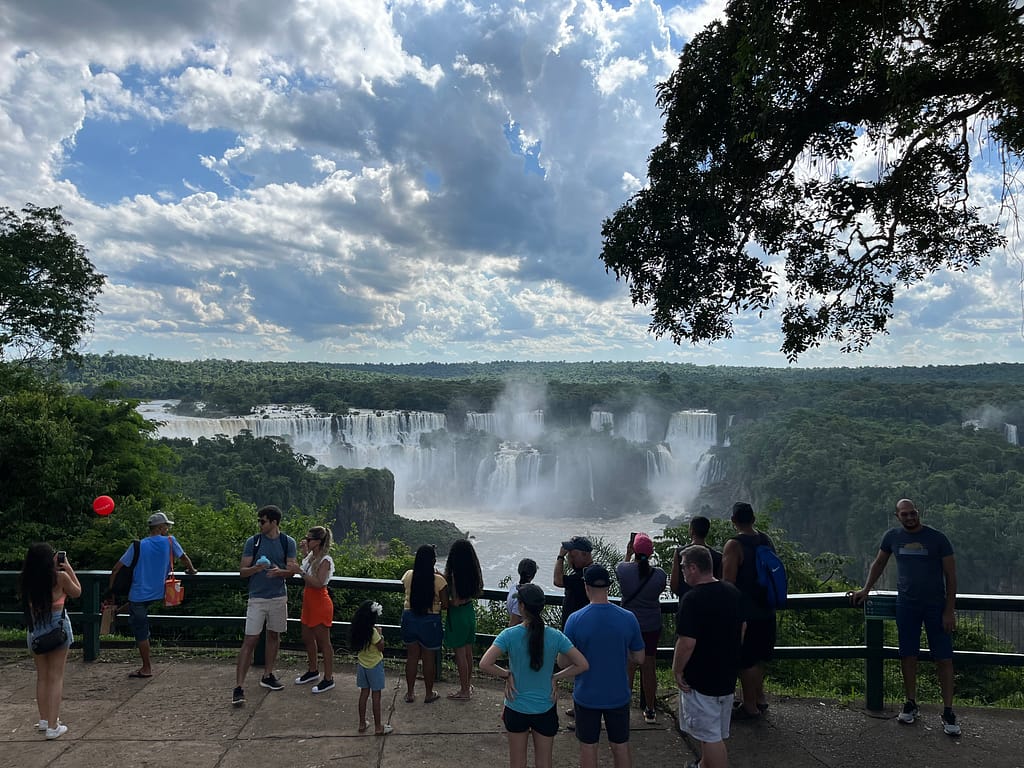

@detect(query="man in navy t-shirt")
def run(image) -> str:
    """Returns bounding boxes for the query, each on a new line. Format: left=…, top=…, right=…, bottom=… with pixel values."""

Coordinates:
left=851, top=498, right=960, bottom=736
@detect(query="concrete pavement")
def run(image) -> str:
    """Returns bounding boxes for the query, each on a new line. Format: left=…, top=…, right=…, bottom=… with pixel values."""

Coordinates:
left=0, top=651, right=1022, bottom=768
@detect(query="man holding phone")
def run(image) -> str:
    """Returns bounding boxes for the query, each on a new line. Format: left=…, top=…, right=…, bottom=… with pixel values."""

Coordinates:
left=110, top=511, right=197, bottom=678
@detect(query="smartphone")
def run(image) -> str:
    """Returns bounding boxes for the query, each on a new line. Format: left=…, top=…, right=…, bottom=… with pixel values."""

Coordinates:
left=56, top=550, right=67, bottom=564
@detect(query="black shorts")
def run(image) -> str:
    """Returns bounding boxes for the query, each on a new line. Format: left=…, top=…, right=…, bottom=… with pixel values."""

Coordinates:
left=574, top=701, right=630, bottom=745
left=740, top=616, right=776, bottom=668
left=502, top=704, right=559, bottom=737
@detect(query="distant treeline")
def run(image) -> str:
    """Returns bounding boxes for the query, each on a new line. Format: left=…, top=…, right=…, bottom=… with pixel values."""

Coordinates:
left=49, top=355, right=1024, bottom=595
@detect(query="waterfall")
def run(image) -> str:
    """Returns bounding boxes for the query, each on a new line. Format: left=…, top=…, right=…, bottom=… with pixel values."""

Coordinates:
left=590, top=411, right=614, bottom=432
left=619, top=411, right=647, bottom=443
left=1006, top=424, right=1019, bottom=446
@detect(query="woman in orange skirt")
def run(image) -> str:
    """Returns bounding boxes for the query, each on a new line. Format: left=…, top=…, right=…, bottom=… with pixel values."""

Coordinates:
left=295, top=526, right=335, bottom=693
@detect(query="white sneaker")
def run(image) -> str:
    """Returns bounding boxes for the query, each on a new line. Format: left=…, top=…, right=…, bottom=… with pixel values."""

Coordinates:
left=46, top=724, right=68, bottom=740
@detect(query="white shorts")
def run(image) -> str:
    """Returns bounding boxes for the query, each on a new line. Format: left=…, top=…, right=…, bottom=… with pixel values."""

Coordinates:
left=245, top=596, right=288, bottom=635
left=678, top=689, right=732, bottom=744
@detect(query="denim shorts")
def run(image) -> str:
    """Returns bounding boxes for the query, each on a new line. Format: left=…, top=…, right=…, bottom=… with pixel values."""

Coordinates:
left=400, top=610, right=443, bottom=650
left=896, top=601, right=953, bottom=660
left=357, top=661, right=386, bottom=691
left=27, top=610, right=73, bottom=653
left=129, top=601, right=151, bottom=643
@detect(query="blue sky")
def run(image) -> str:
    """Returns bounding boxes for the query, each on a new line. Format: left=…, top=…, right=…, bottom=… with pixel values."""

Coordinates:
left=1, top=0, right=1020, bottom=366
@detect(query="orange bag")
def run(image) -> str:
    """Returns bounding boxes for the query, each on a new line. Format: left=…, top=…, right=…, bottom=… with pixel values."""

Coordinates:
left=164, top=538, right=184, bottom=606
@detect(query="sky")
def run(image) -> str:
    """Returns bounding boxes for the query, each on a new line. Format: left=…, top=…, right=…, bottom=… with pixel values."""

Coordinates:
left=1, top=0, right=1021, bottom=367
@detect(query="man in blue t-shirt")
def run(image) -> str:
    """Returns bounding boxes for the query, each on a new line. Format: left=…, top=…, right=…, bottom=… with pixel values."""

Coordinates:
left=111, top=511, right=197, bottom=678
left=564, top=564, right=645, bottom=768
left=851, top=498, right=960, bottom=736
left=232, top=505, right=298, bottom=706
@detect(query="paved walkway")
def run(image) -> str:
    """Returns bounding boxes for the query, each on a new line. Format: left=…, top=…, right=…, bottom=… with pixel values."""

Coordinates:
left=0, top=653, right=1023, bottom=768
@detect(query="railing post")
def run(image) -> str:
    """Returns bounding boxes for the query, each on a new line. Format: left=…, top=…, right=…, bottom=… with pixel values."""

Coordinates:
left=82, top=574, right=102, bottom=662
left=865, top=610, right=885, bottom=711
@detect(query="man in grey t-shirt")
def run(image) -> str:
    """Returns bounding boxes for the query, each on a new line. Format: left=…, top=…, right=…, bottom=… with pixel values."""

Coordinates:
left=232, top=505, right=298, bottom=706
left=851, top=499, right=960, bottom=736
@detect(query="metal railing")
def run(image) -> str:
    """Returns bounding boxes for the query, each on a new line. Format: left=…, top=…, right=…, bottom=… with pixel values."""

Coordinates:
left=2, top=571, right=1022, bottom=712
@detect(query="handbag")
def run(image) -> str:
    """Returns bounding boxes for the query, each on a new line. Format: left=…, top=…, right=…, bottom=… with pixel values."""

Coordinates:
left=31, top=609, right=68, bottom=654
left=164, top=537, right=184, bottom=607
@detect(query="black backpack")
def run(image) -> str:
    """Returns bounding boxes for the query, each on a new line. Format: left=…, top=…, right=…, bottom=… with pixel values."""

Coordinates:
left=107, top=539, right=141, bottom=601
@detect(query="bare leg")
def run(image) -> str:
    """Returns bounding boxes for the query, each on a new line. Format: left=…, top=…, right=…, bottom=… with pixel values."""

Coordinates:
left=936, top=659, right=955, bottom=708
left=641, top=655, right=657, bottom=710
left=454, top=644, right=473, bottom=695
left=627, top=660, right=639, bottom=703
left=301, top=624, right=318, bottom=672
left=900, top=656, right=919, bottom=701
left=33, top=654, right=45, bottom=723
left=699, top=740, right=728, bottom=768
left=358, top=687, right=370, bottom=728
left=313, top=624, right=333, bottom=679
left=531, top=731, right=555, bottom=768
left=372, top=689, right=384, bottom=731
left=236, top=634, right=260, bottom=687
left=47, top=648, right=69, bottom=726
left=579, top=742, right=600, bottom=768
left=738, top=664, right=764, bottom=715
left=405, top=643, right=421, bottom=699
left=137, top=638, right=153, bottom=674
left=507, top=729, right=529, bottom=768
left=422, top=647, right=437, bottom=697
left=609, top=740, right=632, bottom=768
left=264, top=630, right=280, bottom=677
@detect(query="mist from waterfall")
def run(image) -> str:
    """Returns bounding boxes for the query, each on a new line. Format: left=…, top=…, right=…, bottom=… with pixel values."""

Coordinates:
left=138, top=388, right=722, bottom=517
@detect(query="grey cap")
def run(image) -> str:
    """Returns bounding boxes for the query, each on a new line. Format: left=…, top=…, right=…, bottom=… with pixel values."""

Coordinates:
left=148, top=511, right=174, bottom=527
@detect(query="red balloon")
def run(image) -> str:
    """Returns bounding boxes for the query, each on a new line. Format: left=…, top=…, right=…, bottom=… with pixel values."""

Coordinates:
left=93, top=495, right=115, bottom=516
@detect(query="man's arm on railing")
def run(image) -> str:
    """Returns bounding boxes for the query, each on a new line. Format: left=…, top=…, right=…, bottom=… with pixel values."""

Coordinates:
left=850, top=549, right=891, bottom=605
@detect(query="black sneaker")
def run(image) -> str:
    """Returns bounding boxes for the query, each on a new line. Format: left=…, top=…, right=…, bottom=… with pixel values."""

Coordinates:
left=898, top=700, right=919, bottom=724
left=260, top=674, right=284, bottom=691
left=941, top=709, right=961, bottom=737
left=232, top=687, right=245, bottom=706
left=312, top=678, right=335, bottom=694
left=295, top=670, right=319, bottom=685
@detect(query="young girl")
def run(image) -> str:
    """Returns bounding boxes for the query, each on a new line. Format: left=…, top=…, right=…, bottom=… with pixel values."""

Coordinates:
left=480, top=583, right=588, bottom=768
left=295, top=526, right=335, bottom=693
left=507, top=558, right=538, bottom=627
left=351, top=600, right=393, bottom=735
left=444, top=538, right=484, bottom=700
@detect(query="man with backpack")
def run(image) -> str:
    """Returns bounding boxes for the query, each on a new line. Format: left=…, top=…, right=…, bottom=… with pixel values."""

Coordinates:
left=722, top=502, right=780, bottom=720
left=232, top=504, right=299, bottom=706
left=110, top=511, right=198, bottom=678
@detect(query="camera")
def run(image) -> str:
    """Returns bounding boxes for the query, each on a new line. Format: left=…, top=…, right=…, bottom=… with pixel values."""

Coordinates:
left=56, top=550, right=66, bottom=564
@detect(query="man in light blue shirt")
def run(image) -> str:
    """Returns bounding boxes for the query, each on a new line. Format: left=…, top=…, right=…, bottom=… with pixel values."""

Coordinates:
left=111, top=511, right=197, bottom=678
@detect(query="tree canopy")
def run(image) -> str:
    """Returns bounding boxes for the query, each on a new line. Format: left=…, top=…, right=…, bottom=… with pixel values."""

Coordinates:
left=0, top=205, right=105, bottom=363
left=601, top=0, right=1021, bottom=360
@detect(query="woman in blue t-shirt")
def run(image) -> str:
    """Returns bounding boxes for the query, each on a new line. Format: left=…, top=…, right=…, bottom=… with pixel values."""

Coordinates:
left=480, top=584, right=588, bottom=768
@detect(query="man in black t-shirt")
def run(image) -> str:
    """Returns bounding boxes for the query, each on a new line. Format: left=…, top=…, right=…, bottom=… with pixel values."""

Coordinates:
left=670, top=515, right=723, bottom=604
left=722, top=501, right=777, bottom=719
left=554, top=535, right=593, bottom=629
left=673, top=545, right=744, bottom=768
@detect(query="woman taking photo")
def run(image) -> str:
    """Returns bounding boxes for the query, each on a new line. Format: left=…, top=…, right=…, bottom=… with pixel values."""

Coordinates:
left=480, top=583, right=588, bottom=768
left=615, top=532, right=667, bottom=724
left=20, top=543, right=81, bottom=740
left=444, top=538, right=484, bottom=700
left=400, top=544, right=448, bottom=703
left=294, top=526, right=335, bottom=694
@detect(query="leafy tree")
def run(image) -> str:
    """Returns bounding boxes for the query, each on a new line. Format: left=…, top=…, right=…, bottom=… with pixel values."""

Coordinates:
left=0, top=205, right=105, bottom=362
left=601, top=0, right=1019, bottom=359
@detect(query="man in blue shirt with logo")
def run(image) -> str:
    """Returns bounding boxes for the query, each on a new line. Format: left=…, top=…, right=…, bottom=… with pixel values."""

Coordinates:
left=851, top=498, right=960, bottom=736
left=564, top=564, right=645, bottom=768
left=232, top=505, right=298, bottom=706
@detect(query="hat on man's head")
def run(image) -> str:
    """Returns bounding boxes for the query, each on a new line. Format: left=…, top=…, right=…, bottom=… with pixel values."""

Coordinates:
left=148, top=511, right=174, bottom=527
left=561, top=536, right=593, bottom=553
left=583, top=564, right=611, bottom=588
left=632, top=533, right=654, bottom=557
left=516, top=583, right=547, bottom=611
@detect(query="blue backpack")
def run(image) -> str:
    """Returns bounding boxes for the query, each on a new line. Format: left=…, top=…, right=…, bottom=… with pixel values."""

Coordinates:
left=753, top=538, right=788, bottom=610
